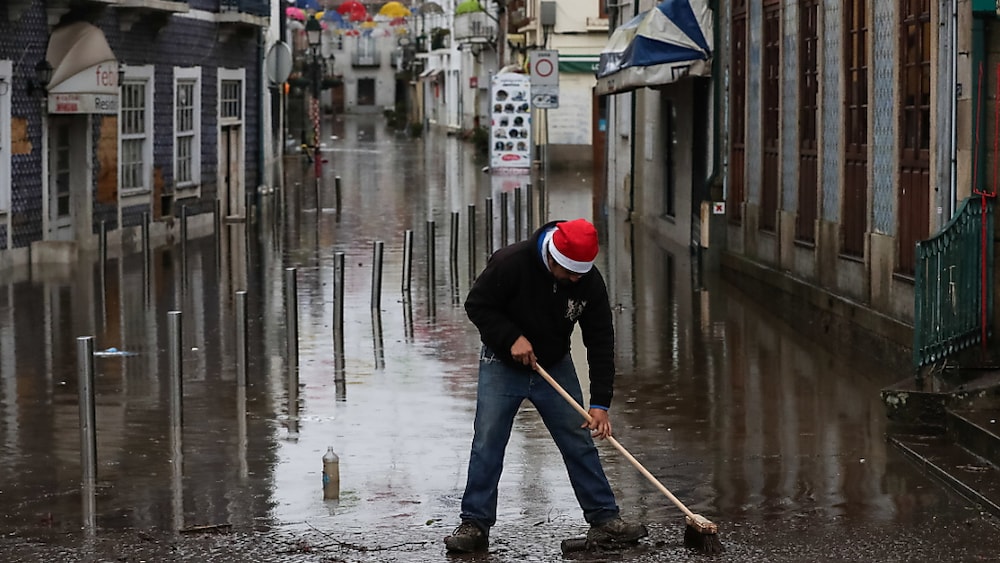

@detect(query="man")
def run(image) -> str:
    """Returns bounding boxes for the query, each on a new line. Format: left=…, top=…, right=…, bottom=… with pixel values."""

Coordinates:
left=444, top=218, right=647, bottom=553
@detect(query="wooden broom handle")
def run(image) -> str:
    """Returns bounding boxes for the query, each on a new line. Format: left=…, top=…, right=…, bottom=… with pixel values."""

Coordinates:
left=533, top=363, right=698, bottom=521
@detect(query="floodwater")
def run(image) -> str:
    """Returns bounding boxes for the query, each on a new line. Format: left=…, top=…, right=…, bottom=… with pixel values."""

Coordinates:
left=1, top=114, right=998, bottom=562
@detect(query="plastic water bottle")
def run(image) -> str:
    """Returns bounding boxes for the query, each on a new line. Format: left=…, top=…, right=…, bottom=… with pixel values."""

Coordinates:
left=322, top=446, right=340, bottom=499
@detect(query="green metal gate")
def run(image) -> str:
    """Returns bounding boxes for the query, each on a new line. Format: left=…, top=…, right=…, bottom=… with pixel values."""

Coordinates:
left=913, top=197, right=994, bottom=369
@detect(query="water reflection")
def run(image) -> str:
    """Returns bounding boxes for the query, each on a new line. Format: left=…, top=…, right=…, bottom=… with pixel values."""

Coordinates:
left=0, top=115, right=995, bottom=561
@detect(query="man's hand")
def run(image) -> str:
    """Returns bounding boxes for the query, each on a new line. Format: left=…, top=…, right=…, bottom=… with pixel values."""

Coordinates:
left=510, top=336, right=537, bottom=367
left=583, top=408, right=612, bottom=440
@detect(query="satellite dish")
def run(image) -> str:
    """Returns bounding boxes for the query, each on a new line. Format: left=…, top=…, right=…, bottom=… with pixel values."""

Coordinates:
left=265, top=42, right=293, bottom=86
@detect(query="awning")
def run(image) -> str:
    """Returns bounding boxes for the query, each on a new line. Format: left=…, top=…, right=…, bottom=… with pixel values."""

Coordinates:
left=596, top=0, right=712, bottom=96
left=45, top=22, right=119, bottom=114
left=418, top=67, right=442, bottom=79
left=559, top=54, right=599, bottom=74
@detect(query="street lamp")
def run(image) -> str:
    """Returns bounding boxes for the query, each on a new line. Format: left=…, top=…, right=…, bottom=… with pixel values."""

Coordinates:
left=305, top=16, right=323, bottom=179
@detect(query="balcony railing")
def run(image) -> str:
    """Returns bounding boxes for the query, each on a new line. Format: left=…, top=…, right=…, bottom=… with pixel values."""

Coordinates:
left=352, top=52, right=380, bottom=67
left=220, top=0, right=269, bottom=17
left=454, top=12, right=497, bottom=43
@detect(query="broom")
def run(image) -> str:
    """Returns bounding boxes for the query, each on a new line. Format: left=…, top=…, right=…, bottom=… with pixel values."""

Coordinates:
left=534, top=363, right=723, bottom=555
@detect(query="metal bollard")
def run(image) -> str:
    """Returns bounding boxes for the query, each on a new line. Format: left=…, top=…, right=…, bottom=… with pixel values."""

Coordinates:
left=514, top=187, right=522, bottom=242
left=526, top=183, right=534, bottom=233
left=77, top=337, right=98, bottom=489
left=236, top=290, right=248, bottom=388
left=402, top=229, right=413, bottom=295
left=333, top=252, right=345, bottom=346
left=426, top=220, right=436, bottom=288
left=99, top=220, right=107, bottom=265
left=371, top=240, right=384, bottom=311
left=449, top=211, right=459, bottom=287
left=467, top=204, right=476, bottom=283
left=284, top=268, right=298, bottom=372
left=213, top=200, right=222, bottom=265
left=181, top=205, right=188, bottom=245
left=333, top=251, right=346, bottom=399
left=500, top=192, right=509, bottom=247
left=142, top=212, right=151, bottom=302
left=372, top=308, right=385, bottom=370
left=335, top=175, right=343, bottom=215
left=426, top=220, right=436, bottom=311
left=168, top=311, right=184, bottom=428
left=485, top=197, right=494, bottom=256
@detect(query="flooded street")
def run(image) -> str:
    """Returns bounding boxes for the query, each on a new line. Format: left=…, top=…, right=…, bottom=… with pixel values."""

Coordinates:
left=1, top=115, right=999, bottom=562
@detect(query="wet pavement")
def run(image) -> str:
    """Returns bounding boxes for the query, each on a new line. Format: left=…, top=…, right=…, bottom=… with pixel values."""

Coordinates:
left=2, top=114, right=1000, bottom=562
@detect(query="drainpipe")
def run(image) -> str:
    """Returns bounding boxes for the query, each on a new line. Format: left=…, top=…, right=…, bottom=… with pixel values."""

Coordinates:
left=627, top=0, right=639, bottom=215
left=700, top=0, right=723, bottom=269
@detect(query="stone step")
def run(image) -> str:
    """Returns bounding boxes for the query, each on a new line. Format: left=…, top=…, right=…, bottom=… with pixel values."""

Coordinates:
left=889, top=433, right=1000, bottom=517
left=948, top=408, right=1000, bottom=468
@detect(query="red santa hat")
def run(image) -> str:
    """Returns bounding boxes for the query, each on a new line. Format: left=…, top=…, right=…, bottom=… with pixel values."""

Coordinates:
left=548, top=219, right=599, bottom=274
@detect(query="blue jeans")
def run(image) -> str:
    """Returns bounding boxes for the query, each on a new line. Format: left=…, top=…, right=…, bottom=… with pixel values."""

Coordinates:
left=459, top=347, right=620, bottom=531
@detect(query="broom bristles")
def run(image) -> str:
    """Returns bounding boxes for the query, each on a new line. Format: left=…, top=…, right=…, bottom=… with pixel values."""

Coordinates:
left=684, top=514, right=723, bottom=554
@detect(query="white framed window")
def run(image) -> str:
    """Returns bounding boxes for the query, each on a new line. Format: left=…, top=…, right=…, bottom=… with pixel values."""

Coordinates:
left=173, top=67, right=202, bottom=192
left=0, top=60, right=11, bottom=217
left=119, top=65, right=154, bottom=197
left=220, top=78, right=243, bottom=122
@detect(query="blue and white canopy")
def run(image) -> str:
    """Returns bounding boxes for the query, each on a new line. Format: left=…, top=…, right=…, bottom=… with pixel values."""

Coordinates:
left=596, top=0, right=713, bottom=95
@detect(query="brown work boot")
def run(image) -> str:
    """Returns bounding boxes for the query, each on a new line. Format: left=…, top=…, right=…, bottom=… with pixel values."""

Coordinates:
left=444, top=521, right=489, bottom=553
left=587, top=516, right=648, bottom=546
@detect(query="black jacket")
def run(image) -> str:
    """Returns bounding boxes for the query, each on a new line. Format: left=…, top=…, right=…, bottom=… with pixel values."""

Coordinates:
left=464, top=221, right=616, bottom=408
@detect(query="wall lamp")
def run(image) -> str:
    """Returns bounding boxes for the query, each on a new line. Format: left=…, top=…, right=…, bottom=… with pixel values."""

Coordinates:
left=27, top=59, right=53, bottom=97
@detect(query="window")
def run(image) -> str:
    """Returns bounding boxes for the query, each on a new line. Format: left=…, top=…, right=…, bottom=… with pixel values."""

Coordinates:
left=174, top=67, right=202, bottom=190
left=897, top=0, right=931, bottom=275
left=730, top=0, right=748, bottom=224
left=797, top=0, right=819, bottom=244
left=119, top=66, right=154, bottom=195
left=760, top=2, right=781, bottom=233
left=221, top=79, right=242, bottom=120
left=842, top=0, right=869, bottom=258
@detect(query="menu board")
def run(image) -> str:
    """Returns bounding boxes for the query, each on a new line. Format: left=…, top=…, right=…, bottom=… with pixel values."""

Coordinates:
left=489, top=72, right=532, bottom=171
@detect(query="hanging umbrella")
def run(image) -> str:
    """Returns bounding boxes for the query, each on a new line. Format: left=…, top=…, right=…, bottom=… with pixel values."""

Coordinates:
left=336, top=0, right=368, bottom=21
left=455, top=0, right=484, bottom=15
left=295, top=0, right=321, bottom=10
left=322, top=9, right=347, bottom=27
left=417, top=2, right=444, bottom=15
left=285, top=6, right=306, bottom=21
left=596, top=0, right=713, bottom=95
left=390, top=16, right=407, bottom=26
left=378, top=1, right=412, bottom=18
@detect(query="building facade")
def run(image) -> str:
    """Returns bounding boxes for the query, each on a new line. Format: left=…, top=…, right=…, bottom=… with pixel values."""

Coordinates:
left=607, top=0, right=1000, bottom=367
left=0, top=0, right=269, bottom=272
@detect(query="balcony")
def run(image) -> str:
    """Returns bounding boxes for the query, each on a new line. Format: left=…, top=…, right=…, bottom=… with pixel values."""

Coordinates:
left=454, top=12, right=497, bottom=44
left=116, top=0, right=190, bottom=32
left=586, top=17, right=609, bottom=31
left=218, top=0, right=269, bottom=37
left=352, top=52, right=381, bottom=68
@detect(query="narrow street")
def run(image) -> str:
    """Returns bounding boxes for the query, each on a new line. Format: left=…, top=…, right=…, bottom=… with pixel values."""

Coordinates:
left=1, top=115, right=998, bottom=562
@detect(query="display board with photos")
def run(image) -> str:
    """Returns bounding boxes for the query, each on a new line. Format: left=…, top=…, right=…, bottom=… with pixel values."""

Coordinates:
left=489, top=73, right=532, bottom=171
